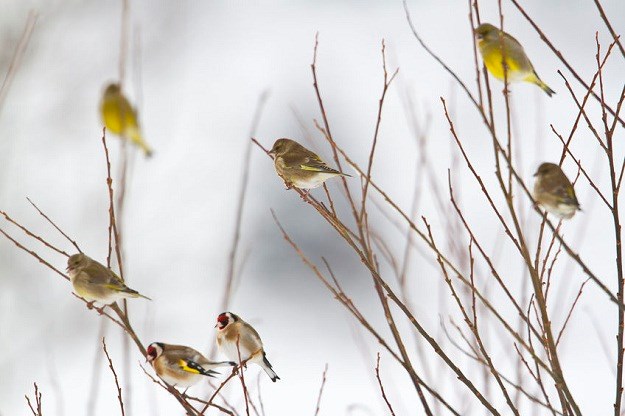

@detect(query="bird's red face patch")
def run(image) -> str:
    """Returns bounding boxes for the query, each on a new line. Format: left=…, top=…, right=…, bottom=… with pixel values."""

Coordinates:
left=146, top=345, right=157, bottom=361
left=217, top=313, right=229, bottom=329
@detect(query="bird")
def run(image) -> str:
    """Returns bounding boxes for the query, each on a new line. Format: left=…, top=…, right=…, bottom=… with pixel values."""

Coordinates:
left=100, top=82, right=154, bottom=157
left=66, top=253, right=151, bottom=305
left=215, top=312, right=280, bottom=382
left=474, top=23, right=555, bottom=97
left=268, top=138, right=350, bottom=190
left=146, top=342, right=236, bottom=388
left=533, top=162, right=580, bottom=219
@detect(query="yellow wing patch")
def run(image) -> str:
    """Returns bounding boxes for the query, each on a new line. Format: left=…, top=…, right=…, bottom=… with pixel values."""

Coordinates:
left=178, top=359, right=201, bottom=374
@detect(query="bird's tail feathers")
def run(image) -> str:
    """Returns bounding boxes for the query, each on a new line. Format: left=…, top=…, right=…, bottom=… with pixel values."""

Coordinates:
left=261, top=353, right=280, bottom=382
left=528, top=72, right=555, bottom=97
left=120, top=286, right=152, bottom=301
left=129, top=128, right=154, bottom=158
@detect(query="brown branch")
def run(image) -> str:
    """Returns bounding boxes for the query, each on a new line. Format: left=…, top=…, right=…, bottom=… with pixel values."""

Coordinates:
left=313, top=364, right=328, bottom=416
left=592, top=0, right=625, bottom=58
left=375, top=354, right=396, bottom=416
left=102, top=338, right=125, bottom=416
left=25, top=382, right=43, bottom=416
left=0, top=210, right=69, bottom=257
left=236, top=336, right=251, bottom=416
left=26, top=198, right=81, bottom=254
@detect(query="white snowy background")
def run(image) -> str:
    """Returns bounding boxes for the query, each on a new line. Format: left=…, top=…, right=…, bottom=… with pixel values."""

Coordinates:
left=0, top=0, right=624, bottom=415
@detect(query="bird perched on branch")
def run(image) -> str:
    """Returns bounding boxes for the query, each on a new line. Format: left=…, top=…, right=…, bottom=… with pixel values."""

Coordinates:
left=146, top=342, right=235, bottom=387
left=475, top=23, right=555, bottom=97
left=215, top=312, right=280, bottom=382
left=100, top=82, right=154, bottom=157
left=66, top=253, right=151, bottom=305
left=533, top=162, right=580, bottom=219
left=268, top=138, right=350, bottom=189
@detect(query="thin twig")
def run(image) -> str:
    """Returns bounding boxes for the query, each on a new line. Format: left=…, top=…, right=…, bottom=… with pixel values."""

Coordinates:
left=375, top=354, right=396, bottom=416
left=102, top=338, right=125, bottom=416
left=26, top=198, right=81, bottom=254
left=313, top=364, right=329, bottom=416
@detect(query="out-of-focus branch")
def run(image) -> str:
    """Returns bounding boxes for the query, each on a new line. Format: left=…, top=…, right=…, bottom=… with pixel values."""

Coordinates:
left=0, top=11, right=38, bottom=117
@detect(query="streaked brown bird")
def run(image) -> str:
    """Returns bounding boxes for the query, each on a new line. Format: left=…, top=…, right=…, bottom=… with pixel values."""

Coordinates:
left=268, top=138, right=350, bottom=189
left=533, top=162, right=580, bottom=219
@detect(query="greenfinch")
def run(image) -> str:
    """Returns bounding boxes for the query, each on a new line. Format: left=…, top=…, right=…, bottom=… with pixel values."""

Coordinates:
left=533, top=162, right=580, bottom=219
left=475, top=23, right=555, bottom=97
left=146, top=342, right=235, bottom=388
left=100, top=83, right=154, bottom=157
left=268, top=138, right=350, bottom=189
left=66, top=253, right=151, bottom=305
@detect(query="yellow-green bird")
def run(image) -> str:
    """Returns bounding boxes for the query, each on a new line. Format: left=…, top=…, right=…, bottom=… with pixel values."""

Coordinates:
left=268, top=138, right=350, bottom=189
left=100, top=83, right=154, bottom=157
left=475, top=23, right=555, bottom=97
left=66, top=253, right=151, bottom=305
left=533, top=162, right=580, bottom=219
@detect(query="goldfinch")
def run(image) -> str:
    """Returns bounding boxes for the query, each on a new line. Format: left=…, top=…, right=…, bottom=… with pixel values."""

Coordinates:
left=268, top=138, right=350, bottom=189
left=146, top=342, right=235, bottom=388
left=66, top=253, right=151, bottom=305
left=475, top=23, right=555, bottom=96
left=100, top=82, right=154, bottom=157
left=215, top=312, right=280, bottom=382
left=533, top=162, right=580, bottom=219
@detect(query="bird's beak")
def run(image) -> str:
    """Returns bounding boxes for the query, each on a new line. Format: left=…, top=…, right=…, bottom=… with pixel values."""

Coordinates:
left=533, top=171, right=539, bottom=177
left=214, top=323, right=218, bottom=328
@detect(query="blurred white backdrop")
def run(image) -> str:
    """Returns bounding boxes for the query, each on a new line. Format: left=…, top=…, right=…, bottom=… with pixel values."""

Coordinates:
left=1, top=0, right=624, bottom=415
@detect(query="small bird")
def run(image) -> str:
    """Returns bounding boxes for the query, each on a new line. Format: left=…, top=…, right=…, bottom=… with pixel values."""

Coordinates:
left=475, top=23, right=555, bottom=97
left=533, top=162, right=580, bottom=219
left=146, top=342, right=236, bottom=388
left=215, top=312, right=280, bottom=382
left=268, top=138, right=350, bottom=189
left=100, top=82, right=154, bottom=157
left=66, top=253, right=151, bottom=305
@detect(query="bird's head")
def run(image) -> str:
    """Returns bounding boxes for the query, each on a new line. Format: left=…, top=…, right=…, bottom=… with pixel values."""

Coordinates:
left=103, top=82, right=121, bottom=97
left=146, top=342, right=164, bottom=363
left=216, top=312, right=237, bottom=330
left=474, top=23, right=498, bottom=41
left=66, top=253, right=88, bottom=273
left=268, top=138, right=292, bottom=158
left=534, top=162, right=560, bottom=178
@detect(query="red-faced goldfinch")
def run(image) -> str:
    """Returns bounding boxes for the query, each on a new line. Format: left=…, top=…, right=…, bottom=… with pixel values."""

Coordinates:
left=146, top=342, right=235, bottom=388
left=533, top=162, right=581, bottom=219
left=66, top=253, right=151, bottom=305
left=268, top=138, right=350, bottom=190
left=215, top=312, right=280, bottom=382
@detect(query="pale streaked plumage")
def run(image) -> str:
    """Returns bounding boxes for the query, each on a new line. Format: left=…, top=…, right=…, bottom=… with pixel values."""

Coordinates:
left=475, top=23, right=555, bottom=96
left=100, top=82, right=154, bottom=157
left=215, top=312, right=280, bottom=382
left=268, top=138, right=350, bottom=189
left=66, top=253, right=151, bottom=304
left=533, top=162, right=580, bottom=219
left=146, top=342, right=235, bottom=388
